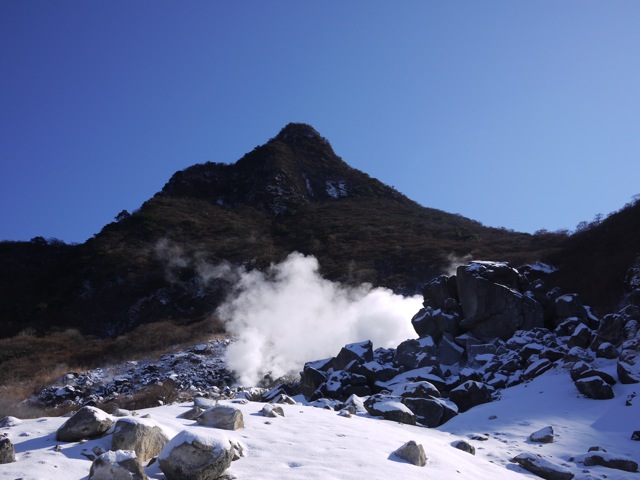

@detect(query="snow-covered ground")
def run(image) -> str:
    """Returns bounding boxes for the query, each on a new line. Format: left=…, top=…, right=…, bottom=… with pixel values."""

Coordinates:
left=2, top=364, right=638, bottom=479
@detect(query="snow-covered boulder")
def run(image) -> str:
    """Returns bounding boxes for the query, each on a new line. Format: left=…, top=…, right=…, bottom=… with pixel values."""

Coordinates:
left=111, top=417, right=170, bottom=462
left=575, top=376, right=614, bottom=400
left=332, top=340, right=373, bottom=370
left=451, top=439, right=475, bottom=455
left=261, top=403, right=285, bottom=418
left=89, top=450, right=147, bottom=480
left=512, top=452, right=574, bottom=480
left=394, top=337, right=437, bottom=370
left=158, top=430, right=234, bottom=480
left=401, top=396, right=451, bottom=427
left=197, top=405, right=244, bottom=430
left=363, top=394, right=416, bottom=425
left=55, top=406, right=113, bottom=442
left=582, top=451, right=638, bottom=472
left=530, top=426, right=554, bottom=443
left=389, top=381, right=440, bottom=399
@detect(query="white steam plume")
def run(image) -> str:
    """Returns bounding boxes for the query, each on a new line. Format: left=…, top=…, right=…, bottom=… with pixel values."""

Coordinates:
left=217, top=252, right=421, bottom=386
left=444, top=253, right=473, bottom=276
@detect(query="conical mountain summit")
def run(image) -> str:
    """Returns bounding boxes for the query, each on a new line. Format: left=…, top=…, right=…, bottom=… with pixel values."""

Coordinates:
left=160, top=123, right=412, bottom=215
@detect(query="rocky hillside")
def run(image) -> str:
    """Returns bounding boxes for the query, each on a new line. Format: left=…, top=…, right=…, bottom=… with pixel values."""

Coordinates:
left=0, top=123, right=636, bottom=338
left=1, top=260, right=638, bottom=479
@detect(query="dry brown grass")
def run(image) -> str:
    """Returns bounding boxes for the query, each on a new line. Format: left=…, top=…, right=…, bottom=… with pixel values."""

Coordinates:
left=0, top=317, right=225, bottom=418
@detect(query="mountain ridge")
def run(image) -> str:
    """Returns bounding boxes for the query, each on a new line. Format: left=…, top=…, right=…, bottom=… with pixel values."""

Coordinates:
left=0, top=123, right=635, bottom=338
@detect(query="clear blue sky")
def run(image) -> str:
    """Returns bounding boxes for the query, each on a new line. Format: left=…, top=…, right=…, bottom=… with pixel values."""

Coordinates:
left=2, top=1, right=639, bottom=243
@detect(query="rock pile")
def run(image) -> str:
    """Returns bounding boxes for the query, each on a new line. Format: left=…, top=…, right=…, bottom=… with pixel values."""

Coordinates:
left=291, top=261, right=640, bottom=424
left=36, top=339, right=233, bottom=409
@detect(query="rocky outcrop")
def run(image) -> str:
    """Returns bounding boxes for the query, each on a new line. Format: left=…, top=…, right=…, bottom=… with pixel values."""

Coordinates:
left=457, top=262, right=544, bottom=340
left=89, top=450, right=147, bottom=480
left=56, top=406, right=113, bottom=442
left=158, top=430, right=234, bottom=480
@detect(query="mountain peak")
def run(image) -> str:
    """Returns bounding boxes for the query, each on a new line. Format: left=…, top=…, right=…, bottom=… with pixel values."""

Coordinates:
left=274, top=123, right=323, bottom=143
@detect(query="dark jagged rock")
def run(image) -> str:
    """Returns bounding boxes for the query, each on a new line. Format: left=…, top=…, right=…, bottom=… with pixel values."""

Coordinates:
left=554, top=294, right=588, bottom=324
left=576, top=368, right=616, bottom=386
left=401, top=397, right=444, bottom=427
left=575, top=376, right=614, bottom=400
left=512, top=452, right=574, bottom=480
left=332, top=341, right=374, bottom=371
left=448, top=380, right=493, bottom=413
left=617, top=361, right=640, bottom=384
left=567, top=323, right=593, bottom=349
left=591, top=314, right=625, bottom=351
left=457, top=262, right=544, bottom=340
left=583, top=451, right=638, bottom=472
left=595, top=342, right=619, bottom=359
left=436, top=333, right=465, bottom=366
left=394, top=337, right=436, bottom=370
left=300, top=366, right=327, bottom=399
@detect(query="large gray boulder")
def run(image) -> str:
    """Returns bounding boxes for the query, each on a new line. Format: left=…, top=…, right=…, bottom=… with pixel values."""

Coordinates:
left=158, top=430, right=234, bottom=480
left=56, top=406, right=113, bottom=442
left=111, top=417, right=170, bottom=462
left=0, top=436, right=15, bottom=464
left=89, top=450, right=147, bottom=480
left=394, top=440, right=427, bottom=467
left=456, top=262, right=543, bottom=340
left=512, top=452, right=574, bottom=480
left=197, top=405, right=244, bottom=430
